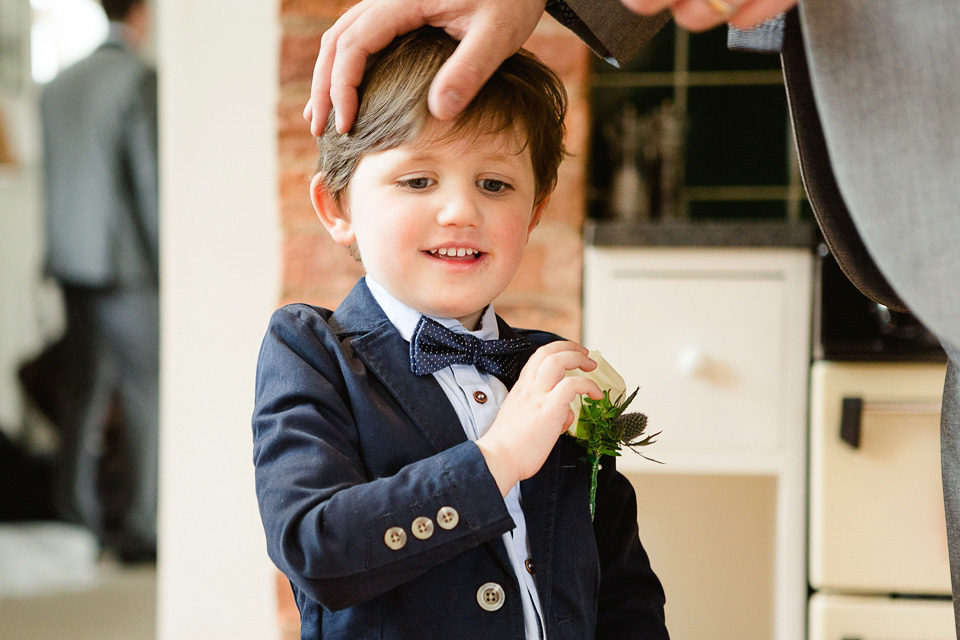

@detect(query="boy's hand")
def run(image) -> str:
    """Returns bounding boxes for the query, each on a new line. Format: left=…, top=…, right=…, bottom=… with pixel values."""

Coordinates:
left=476, top=341, right=603, bottom=496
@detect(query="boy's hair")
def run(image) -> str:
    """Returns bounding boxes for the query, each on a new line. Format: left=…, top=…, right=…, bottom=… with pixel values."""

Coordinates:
left=316, top=27, right=568, bottom=208
left=100, top=0, right=143, bottom=21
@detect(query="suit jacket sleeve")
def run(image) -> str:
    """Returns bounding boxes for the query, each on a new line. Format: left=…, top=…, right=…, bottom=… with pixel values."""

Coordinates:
left=122, top=67, right=159, bottom=278
left=547, top=0, right=672, bottom=65
left=252, top=306, right=515, bottom=611
left=593, top=456, right=669, bottom=638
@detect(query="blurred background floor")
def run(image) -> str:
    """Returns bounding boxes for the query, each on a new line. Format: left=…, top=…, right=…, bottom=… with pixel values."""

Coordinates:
left=0, top=523, right=155, bottom=640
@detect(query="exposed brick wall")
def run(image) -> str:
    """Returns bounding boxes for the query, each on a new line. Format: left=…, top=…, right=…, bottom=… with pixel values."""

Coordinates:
left=276, top=2, right=590, bottom=634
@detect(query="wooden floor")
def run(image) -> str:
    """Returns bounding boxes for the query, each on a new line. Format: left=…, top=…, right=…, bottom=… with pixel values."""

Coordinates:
left=0, top=559, right=155, bottom=640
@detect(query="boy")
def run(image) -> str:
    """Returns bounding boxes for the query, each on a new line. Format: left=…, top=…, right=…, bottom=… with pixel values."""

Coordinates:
left=253, top=27, right=668, bottom=640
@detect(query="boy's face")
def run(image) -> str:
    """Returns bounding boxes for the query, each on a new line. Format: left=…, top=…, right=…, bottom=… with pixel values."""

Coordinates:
left=313, top=121, right=549, bottom=330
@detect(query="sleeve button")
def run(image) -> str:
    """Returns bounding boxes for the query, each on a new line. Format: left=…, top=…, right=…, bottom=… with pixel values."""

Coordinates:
left=411, top=516, right=434, bottom=540
left=436, top=506, right=460, bottom=530
left=384, top=526, right=407, bottom=550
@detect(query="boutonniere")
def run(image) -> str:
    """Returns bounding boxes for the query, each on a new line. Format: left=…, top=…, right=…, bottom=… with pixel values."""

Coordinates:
left=566, top=351, right=661, bottom=519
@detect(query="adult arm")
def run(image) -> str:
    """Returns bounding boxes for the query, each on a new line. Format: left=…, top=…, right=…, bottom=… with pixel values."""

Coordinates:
left=305, top=0, right=796, bottom=136
left=122, top=67, right=159, bottom=279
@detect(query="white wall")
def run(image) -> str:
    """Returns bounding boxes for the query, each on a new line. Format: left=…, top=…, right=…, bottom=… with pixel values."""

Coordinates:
left=156, top=0, right=280, bottom=637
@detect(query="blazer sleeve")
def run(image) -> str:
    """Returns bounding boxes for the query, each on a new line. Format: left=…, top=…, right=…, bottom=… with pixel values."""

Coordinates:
left=121, top=66, right=159, bottom=279
left=252, top=307, right=515, bottom=611
left=592, top=456, right=670, bottom=638
left=547, top=0, right=672, bottom=65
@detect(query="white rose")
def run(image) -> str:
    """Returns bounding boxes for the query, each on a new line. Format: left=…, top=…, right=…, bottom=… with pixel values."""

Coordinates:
left=565, top=350, right=626, bottom=437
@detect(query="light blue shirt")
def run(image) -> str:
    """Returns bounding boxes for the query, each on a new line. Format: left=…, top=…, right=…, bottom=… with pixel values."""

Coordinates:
left=366, top=277, right=545, bottom=640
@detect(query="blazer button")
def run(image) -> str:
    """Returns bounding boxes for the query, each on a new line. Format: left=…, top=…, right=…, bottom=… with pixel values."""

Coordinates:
left=384, top=526, right=407, bottom=550
left=473, top=390, right=488, bottom=404
left=436, top=506, right=460, bottom=530
left=411, top=516, right=434, bottom=540
left=476, top=582, right=505, bottom=612
left=524, top=559, right=535, bottom=575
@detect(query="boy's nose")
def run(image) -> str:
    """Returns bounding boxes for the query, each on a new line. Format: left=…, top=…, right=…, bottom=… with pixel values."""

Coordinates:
left=436, top=191, right=481, bottom=227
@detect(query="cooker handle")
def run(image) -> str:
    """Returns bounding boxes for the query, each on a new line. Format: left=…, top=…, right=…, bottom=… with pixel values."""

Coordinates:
left=840, top=396, right=864, bottom=449
left=840, top=396, right=942, bottom=449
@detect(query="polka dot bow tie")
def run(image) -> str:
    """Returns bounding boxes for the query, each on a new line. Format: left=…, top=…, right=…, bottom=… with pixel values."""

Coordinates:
left=410, top=316, right=534, bottom=385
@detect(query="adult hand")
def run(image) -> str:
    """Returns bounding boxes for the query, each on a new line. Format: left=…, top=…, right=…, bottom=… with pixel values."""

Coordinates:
left=621, top=0, right=797, bottom=31
left=304, top=0, right=547, bottom=135
left=476, top=341, right=602, bottom=497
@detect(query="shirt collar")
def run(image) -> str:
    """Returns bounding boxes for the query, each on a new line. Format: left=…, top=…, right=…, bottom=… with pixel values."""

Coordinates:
left=364, top=276, right=500, bottom=342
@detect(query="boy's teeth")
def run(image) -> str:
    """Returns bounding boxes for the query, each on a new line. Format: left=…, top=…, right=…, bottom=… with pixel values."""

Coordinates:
left=433, top=248, right=477, bottom=257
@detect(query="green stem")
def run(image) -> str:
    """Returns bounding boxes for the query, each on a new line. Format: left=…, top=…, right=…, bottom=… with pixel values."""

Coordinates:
left=588, top=450, right=599, bottom=521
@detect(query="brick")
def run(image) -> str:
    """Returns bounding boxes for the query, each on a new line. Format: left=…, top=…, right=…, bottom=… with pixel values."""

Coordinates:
left=280, top=26, right=327, bottom=86
left=276, top=572, right=299, bottom=628
left=523, top=28, right=589, bottom=86
left=495, top=294, right=582, bottom=342
left=543, top=160, right=586, bottom=227
left=279, top=166, right=320, bottom=229
left=282, top=228, right=364, bottom=296
left=564, top=94, right=590, bottom=157
left=281, top=0, right=354, bottom=19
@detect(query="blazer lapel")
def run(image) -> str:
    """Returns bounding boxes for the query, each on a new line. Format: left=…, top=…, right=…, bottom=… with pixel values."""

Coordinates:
left=333, top=281, right=467, bottom=454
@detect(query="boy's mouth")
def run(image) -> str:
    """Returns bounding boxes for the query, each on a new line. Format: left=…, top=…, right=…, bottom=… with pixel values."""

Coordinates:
left=426, top=247, right=482, bottom=260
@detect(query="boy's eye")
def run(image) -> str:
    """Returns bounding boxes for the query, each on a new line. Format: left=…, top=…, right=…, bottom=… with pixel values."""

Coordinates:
left=398, top=177, right=432, bottom=190
left=479, top=179, right=511, bottom=193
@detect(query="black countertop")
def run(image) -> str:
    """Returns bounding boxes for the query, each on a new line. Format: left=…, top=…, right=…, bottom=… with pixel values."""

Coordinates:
left=584, top=220, right=816, bottom=248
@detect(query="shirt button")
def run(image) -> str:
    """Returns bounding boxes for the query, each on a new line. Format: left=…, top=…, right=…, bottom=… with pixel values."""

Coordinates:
left=525, top=559, right=535, bottom=575
left=384, top=526, right=407, bottom=550
left=436, top=506, right=460, bottom=530
left=476, top=582, right=505, bottom=612
left=473, top=390, right=488, bottom=404
left=411, top=516, right=435, bottom=540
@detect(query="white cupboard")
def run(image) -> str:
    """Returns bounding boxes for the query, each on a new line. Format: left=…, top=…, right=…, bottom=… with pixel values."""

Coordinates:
left=583, top=245, right=813, bottom=640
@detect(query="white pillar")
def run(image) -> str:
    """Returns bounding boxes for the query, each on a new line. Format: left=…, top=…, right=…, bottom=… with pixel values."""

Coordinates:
left=156, top=0, right=281, bottom=636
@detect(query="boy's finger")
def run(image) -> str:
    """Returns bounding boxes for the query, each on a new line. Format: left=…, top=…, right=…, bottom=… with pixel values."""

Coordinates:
left=532, top=350, right=597, bottom=393
left=518, top=341, right=588, bottom=380
left=553, top=377, right=603, bottom=403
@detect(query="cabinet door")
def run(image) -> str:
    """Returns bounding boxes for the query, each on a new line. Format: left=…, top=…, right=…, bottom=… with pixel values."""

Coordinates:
left=583, top=247, right=811, bottom=472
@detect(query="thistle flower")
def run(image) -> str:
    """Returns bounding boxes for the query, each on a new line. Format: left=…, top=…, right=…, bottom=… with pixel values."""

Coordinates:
left=566, top=351, right=661, bottom=518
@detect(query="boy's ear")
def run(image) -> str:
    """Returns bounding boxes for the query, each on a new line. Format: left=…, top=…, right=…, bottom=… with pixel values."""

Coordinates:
left=528, top=194, right=551, bottom=234
left=310, top=173, right=355, bottom=246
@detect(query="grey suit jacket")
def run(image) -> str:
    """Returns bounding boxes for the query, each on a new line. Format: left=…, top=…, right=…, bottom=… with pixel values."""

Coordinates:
left=40, top=29, right=158, bottom=288
left=551, top=0, right=960, bottom=353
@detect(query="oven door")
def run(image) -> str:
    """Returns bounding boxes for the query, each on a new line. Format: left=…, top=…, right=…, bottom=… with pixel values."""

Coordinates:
left=809, top=361, right=951, bottom=595
left=810, top=593, right=955, bottom=640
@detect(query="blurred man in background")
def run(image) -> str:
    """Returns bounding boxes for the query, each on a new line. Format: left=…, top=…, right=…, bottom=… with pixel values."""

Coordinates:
left=39, top=0, right=158, bottom=563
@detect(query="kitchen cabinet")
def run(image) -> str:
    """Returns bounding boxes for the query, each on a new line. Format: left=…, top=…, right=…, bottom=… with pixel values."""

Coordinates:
left=583, top=242, right=812, bottom=640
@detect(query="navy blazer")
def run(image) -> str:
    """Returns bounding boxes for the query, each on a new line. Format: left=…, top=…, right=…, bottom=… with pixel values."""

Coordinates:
left=253, top=281, right=668, bottom=639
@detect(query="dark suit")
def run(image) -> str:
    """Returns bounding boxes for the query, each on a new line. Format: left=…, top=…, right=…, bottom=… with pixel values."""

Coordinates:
left=253, top=280, right=668, bottom=639
left=39, top=25, right=159, bottom=554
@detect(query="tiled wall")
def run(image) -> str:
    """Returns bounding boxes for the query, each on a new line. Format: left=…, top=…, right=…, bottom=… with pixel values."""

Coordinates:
left=589, top=24, right=806, bottom=223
